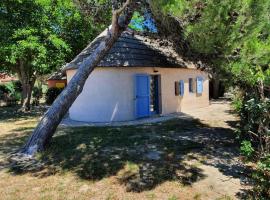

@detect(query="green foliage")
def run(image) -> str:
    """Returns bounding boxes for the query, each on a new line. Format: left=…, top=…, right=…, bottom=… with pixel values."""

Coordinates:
left=240, top=140, right=254, bottom=158
left=0, top=85, right=9, bottom=99
left=252, top=155, right=270, bottom=198
left=152, top=0, right=270, bottom=198
left=7, top=82, right=21, bottom=101
left=232, top=93, right=243, bottom=113
left=45, top=87, right=63, bottom=105
left=0, top=0, right=108, bottom=79
left=0, top=0, right=109, bottom=107
left=32, top=86, right=43, bottom=106
left=0, top=82, right=21, bottom=101
left=12, top=81, right=22, bottom=93
left=153, top=0, right=270, bottom=85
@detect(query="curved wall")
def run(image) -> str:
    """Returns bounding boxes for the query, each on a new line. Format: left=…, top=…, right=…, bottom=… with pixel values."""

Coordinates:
left=66, top=67, right=209, bottom=122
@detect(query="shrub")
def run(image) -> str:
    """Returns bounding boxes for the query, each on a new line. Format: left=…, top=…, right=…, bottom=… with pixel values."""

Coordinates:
left=240, top=140, right=254, bottom=158
left=252, top=155, right=270, bottom=199
left=233, top=89, right=270, bottom=199
left=45, top=87, right=63, bottom=105
left=0, top=83, right=21, bottom=101
left=0, top=84, right=9, bottom=94
left=5, top=82, right=21, bottom=101
left=13, top=81, right=22, bottom=93
left=0, top=83, right=21, bottom=106
left=232, top=94, right=243, bottom=113
left=32, top=86, right=43, bottom=106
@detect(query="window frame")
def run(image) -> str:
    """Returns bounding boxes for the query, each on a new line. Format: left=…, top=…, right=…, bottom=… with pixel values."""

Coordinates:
left=196, top=76, right=204, bottom=94
left=189, top=78, right=194, bottom=93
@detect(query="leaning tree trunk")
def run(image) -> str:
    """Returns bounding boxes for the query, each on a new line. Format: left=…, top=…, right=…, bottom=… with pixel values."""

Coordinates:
left=21, top=0, right=136, bottom=156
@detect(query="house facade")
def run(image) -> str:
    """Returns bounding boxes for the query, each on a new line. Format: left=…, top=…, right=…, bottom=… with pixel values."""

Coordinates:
left=64, top=30, right=209, bottom=122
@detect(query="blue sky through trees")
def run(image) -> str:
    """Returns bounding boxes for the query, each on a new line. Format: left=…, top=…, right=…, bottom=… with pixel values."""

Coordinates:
left=129, top=11, right=158, bottom=33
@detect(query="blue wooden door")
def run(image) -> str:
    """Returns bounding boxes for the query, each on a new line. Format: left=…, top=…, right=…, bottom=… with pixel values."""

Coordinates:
left=135, top=74, right=150, bottom=118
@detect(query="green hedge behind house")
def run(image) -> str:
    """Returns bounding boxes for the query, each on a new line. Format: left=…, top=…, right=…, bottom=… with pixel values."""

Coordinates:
left=45, top=87, right=63, bottom=105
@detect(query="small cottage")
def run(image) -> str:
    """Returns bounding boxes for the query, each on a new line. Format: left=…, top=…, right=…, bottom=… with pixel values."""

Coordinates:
left=64, top=29, right=209, bottom=122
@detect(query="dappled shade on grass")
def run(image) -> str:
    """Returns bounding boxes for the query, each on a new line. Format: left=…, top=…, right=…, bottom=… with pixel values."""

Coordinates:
left=0, top=105, right=46, bottom=122
left=39, top=120, right=206, bottom=191
left=0, top=105, right=243, bottom=193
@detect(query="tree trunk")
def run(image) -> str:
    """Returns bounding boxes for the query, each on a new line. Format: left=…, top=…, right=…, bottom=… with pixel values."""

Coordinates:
left=212, top=78, right=220, bottom=99
left=17, top=61, right=35, bottom=111
left=21, top=78, right=35, bottom=111
left=21, top=0, right=136, bottom=156
left=212, top=75, right=220, bottom=99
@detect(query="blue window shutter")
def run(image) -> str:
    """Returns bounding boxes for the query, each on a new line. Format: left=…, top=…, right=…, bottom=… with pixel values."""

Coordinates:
left=179, top=80, right=184, bottom=96
left=197, top=77, right=203, bottom=94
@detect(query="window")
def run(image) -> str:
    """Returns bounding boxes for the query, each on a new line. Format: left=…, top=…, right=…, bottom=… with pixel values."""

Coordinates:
left=189, top=78, right=194, bottom=93
left=175, top=80, right=184, bottom=96
left=196, top=77, right=203, bottom=94
left=175, top=81, right=180, bottom=96
left=179, top=80, right=184, bottom=96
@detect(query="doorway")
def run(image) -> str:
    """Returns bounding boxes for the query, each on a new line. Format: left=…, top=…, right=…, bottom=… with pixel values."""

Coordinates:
left=135, top=74, right=161, bottom=118
left=150, top=75, right=161, bottom=115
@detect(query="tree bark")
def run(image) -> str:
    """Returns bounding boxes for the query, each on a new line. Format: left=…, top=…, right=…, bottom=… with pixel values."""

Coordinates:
left=212, top=77, right=220, bottom=99
left=21, top=0, right=136, bottom=156
left=17, top=60, right=35, bottom=111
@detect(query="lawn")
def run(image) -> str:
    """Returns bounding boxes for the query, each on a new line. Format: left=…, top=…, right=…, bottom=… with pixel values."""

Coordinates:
left=0, top=103, right=247, bottom=200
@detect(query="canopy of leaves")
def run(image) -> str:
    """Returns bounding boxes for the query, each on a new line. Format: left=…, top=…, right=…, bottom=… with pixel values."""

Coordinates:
left=151, top=1, right=270, bottom=196
left=0, top=0, right=108, bottom=75
left=151, top=0, right=270, bottom=87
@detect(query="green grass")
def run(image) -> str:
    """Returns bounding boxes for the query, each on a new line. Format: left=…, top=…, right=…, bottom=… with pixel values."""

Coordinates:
left=37, top=119, right=206, bottom=187
left=0, top=104, right=241, bottom=199
left=0, top=106, right=208, bottom=192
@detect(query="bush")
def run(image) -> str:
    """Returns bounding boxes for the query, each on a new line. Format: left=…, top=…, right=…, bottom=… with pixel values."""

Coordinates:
left=32, top=86, right=43, bottom=106
left=13, top=80, right=22, bottom=93
left=0, top=82, right=21, bottom=101
left=0, top=84, right=8, bottom=99
left=233, top=89, right=270, bottom=199
left=232, top=94, right=243, bottom=113
left=45, top=87, right=63, bottom=105
left=5, top=82, right=21, bottom=101
left=252, top=155, right=270, bottom=199
left=240, top=140, right=254, bottom=158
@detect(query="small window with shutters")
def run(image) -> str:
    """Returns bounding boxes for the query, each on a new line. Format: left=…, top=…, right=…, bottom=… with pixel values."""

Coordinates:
left=179, top=80, right=184, bottom=96
left=196, top=77, right=203, bottom=94
left=175, top=80, right=185, bottom=96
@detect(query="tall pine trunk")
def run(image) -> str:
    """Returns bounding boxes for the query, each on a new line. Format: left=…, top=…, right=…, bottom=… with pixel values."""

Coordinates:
left=21, top=0, right=136, bottom=156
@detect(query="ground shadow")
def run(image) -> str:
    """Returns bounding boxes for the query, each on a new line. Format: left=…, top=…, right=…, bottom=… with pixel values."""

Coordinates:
left=44, top=119, right=208, bottom=192
left=0, top=105, right=46, bottom=122
left=0, top=106, right=250, bottom=193
left=2, top=118, right=209, bottom=192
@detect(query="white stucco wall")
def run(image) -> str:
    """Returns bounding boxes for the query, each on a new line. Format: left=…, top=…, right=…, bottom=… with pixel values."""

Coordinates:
left=66, top=67, right=209, bottom=122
